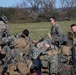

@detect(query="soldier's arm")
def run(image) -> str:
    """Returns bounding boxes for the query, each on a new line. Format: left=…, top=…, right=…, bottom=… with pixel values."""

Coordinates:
left=56, top=25, right=63, bottom=36
left=5, top=24, right=10, bottom=36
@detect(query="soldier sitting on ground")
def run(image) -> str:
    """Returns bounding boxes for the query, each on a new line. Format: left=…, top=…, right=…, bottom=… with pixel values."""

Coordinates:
left=68, top=24, right=76, bottom=64
left=35, top=37, right=60, bottom=75
left=49, top=16, right=63, bottom=47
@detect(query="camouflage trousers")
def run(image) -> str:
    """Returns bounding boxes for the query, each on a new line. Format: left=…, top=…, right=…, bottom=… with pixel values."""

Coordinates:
left=50, top=54, right=59, bottom=74
left=40, top=50, right=60, bottom=74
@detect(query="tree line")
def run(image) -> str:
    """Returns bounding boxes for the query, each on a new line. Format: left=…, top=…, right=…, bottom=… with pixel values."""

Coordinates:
left=0, top=0, right=76, bottom=23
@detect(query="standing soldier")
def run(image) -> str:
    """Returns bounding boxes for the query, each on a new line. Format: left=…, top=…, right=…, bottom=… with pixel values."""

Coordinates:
left=50, top=16, right=63, bottom=47
left=0, top=15, right=11, bottom=47
left=0, top=15, right=10, bottom=65
left=0, top=15, right=10, bottom=37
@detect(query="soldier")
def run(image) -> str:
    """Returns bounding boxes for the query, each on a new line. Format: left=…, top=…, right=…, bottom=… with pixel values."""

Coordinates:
left=70, top=24, right=76, bottom=37
left=24, top=43, right=42, bottom=75
left=50, top=16, right=63, bottom=47
left=0, top=15, right=12, bottom=65
left=0, top=15, right=10, bottom=37
left=13, top=30, right=31, bottom=55
left=15, top=29, right=32, bottom=42
left=0, top=15, right=13, bottom=48
left=36, top=38, right=60, bottom=75
left=21, top=29, right=32, bottom=42
left=68, top=24, right=76, bottom=64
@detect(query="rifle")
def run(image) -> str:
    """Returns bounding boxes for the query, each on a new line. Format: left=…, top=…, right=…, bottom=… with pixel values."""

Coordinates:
left=35, top=35, right=47, bottom=47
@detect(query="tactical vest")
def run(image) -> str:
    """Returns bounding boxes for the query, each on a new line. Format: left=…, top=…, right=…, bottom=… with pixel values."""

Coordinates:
left=4, top=63, right=30, bottom=75
left=14, top=37, right=30, bottom=54
left=68, top=32, right=76, bottom=45
left=15, top=37, right=29, bottom=48
left=61, top=45, right=71, bottom=56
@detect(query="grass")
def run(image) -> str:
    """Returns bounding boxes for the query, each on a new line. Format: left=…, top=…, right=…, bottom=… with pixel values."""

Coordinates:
left=8, top=21, right=76, bottom=40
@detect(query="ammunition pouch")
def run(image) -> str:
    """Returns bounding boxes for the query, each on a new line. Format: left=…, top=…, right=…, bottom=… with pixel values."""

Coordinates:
left=61, top=45, right=71, bottom=56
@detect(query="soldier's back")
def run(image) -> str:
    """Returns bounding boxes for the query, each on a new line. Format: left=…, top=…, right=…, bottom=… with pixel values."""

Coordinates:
left=15, top=37, right=30, bottom=48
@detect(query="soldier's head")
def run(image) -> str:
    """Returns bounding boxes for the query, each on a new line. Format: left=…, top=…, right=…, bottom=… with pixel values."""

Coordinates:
left=0, top=15, right=8, bottom=24
left=70, top=24, right=76, bottom=32
left=21, top=29, right=29, bottom=38
left=50, top=16, right=56, bottom=25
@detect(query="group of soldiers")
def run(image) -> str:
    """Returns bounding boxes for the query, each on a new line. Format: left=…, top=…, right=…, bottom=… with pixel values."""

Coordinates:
left=0, top=15, right=76, bottom=75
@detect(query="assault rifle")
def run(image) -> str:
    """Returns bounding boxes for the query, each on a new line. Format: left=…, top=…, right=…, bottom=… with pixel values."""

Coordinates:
left=35, top=35, right=47, bottom=47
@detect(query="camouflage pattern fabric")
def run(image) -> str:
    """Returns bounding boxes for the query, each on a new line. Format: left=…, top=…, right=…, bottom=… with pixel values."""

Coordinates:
left=50, top=54, right=59, bottom=74
left=36, top=38, right=51, bottom=51
left=51, top=24, right=63, bottom=44
left=2, top=46, right=23, bottom=69
left=27, top=44, right=42, bottom=59
left=40, top=55, right=50, bottom=69
left=0, top=21, right=14, bottom=47
left=0, top=36, right=15, bottom=46
left=0, top=21, right=10, bottom=37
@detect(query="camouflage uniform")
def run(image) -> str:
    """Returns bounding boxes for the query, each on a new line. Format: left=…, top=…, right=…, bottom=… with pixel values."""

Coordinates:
left=24, top=44, right=42, bottom=75
left=0, top=15, right=10, bottom=38
left=58, top=32, right=76, bottom=75
left=36, top=38, right=61, bottom=74
left=51, top=24, right=63, bottom=45
left=2, top=46, right=22, bottom=66
left=2, top=35, right=31, bottom=75
left=68, top=32, right=76, bottom=63
left=0, top=15, right=11, bottom=48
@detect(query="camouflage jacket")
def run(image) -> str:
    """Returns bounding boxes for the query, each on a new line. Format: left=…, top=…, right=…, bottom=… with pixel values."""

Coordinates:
left=51, top=24, right=63, bottom=44
left=0, top=21, right=10, bottom=38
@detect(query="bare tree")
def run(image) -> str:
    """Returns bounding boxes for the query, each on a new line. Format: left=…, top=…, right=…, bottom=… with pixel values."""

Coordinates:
left=60, top=0, right=76, bottom=19
left=40, top=0, right=56, bottom=11
left=26, top=0, right=42, bottom=11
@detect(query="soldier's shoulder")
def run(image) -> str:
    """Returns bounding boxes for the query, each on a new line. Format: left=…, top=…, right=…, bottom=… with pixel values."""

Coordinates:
left=55, top=24, right=61, bottom=29
left=0, top=21, right=5, bottom=25
left=55, top=24, right=60, bottom=27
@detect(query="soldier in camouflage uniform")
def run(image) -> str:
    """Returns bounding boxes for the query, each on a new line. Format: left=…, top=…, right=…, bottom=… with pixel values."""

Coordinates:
left=0, top=15, right=11, bottom=65
left=2, top=32, right=30, bottom=75
left=0, top=15, right=15, bottom=48
left=54, top=24, right=76, bottom=75
left=15, top=29, right=33, bottom=42
left=50, top=16, right=63, bottom=46
left=0, top=15, right=10, bottom=38
left=24, top=43, right=42, bottom=75
left=68, top=24, right=76, bottom=63
left=36, top=38, right=61, bottom=75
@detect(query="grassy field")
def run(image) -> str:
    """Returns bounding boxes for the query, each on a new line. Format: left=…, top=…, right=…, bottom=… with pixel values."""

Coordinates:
left=8, top=21, right=76, bottom=40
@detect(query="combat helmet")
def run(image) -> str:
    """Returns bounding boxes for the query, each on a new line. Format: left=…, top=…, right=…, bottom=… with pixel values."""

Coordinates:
left=0, top=15, right=8, bottom=23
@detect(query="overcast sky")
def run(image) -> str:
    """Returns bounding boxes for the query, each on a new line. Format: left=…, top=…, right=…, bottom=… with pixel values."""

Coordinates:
left=0, top=0, right=60, bottom=8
